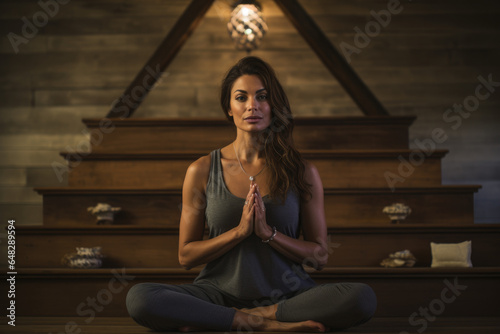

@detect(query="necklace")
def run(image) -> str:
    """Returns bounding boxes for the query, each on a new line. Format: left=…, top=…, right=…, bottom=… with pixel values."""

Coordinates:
left=232, top=142, right=266, bottom=181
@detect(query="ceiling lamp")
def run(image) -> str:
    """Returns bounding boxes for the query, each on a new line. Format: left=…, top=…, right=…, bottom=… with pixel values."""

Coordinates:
left=227, top=1, right=268, bottom=52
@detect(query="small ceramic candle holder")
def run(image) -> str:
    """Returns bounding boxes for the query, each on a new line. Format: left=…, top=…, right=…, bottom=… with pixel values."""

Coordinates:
left=87, top=203, right=121, bottom=224
left=382, top=203, right=412, bottom=224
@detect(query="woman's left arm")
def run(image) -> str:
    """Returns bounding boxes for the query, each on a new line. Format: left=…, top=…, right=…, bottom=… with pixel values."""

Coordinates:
left=254, top=161, right=329, bottom=270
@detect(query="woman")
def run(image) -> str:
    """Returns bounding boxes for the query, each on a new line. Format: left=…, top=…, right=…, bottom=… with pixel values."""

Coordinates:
left=126, top=56, right=376, bottom=332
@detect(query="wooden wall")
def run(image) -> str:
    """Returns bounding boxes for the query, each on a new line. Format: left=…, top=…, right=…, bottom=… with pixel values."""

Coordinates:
left=0, top=0, right=499, bottom=245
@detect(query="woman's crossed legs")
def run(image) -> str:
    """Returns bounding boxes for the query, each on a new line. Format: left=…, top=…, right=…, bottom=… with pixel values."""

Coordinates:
left=126, top=282, right=376, bottom=332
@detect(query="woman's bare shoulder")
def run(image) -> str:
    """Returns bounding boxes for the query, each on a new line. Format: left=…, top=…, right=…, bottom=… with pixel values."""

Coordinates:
left=187, top=154, right=211, bottom=177
left=302, top=160, right=324, bottom=193
left=303, top=160, right=320, bottom=180
left=183, top=154, right=211, bottom=193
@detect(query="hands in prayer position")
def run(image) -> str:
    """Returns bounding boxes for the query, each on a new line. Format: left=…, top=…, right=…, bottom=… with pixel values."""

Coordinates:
left=237, top=181, right=273, bottom=241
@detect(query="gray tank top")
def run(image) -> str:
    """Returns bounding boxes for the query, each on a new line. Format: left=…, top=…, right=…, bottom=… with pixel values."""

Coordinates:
left=194, top=149, right=316, bottom=300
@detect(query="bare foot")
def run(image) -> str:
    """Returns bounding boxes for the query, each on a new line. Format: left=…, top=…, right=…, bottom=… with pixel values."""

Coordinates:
left=180, top=309, right=326, bottom=333
left=238, top=304, right=278, bottom=320
left=233, top=310, right=326, bottom=332
left=270, top=319, right=326, bottom=332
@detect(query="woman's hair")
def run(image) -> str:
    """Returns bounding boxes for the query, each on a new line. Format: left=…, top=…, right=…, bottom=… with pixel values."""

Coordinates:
left=220, top=56, right=312, bottom=202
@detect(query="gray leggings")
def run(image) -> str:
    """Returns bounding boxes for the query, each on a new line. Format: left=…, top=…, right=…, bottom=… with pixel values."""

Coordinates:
left=126, top=282, right=376, bottom=332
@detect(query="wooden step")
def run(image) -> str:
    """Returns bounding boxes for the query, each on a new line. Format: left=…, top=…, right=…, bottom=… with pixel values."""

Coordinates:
left=36, top=188, right=182, bottom=227
left=62, top=150, right=446, bottom=188
left=15, top=224, right=499, bottom=268
left=325, top=186, right=480, bottom=226
left=2, top=267, right=499, bottom=317
left=34, top=186, right=480, bottom=227
left=82, top=116, right=415, bottom=152
left=328, top=224, right=499, bottom=267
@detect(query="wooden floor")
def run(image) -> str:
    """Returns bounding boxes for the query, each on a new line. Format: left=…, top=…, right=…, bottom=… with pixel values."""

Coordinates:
left=1, top=317, right=499, bottom=333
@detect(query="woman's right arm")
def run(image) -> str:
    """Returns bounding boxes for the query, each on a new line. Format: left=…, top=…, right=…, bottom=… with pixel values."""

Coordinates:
left=178, top=156, right=255, bottom=270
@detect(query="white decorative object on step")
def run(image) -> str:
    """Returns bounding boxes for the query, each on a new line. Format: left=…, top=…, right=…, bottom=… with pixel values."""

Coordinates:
left=382, top=203, right=412, bottom=224
left=87, top=203, right=121, bottom=224
left=62, top=247, right=103, bottom=269
left=431, top=240, right=472, bottom=268
left=380, top=249, right=417, bottom=268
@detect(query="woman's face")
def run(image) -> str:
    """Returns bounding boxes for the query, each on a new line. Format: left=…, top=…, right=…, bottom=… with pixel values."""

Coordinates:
left=228, top=74, right=272, bottom=133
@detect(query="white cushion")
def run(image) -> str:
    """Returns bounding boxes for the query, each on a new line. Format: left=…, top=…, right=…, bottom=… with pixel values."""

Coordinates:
left=430, top=240, right=472, bottom=268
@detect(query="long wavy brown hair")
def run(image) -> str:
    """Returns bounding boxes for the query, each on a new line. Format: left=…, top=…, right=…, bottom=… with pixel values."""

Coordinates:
left=220, top=56, right=312, bottom=202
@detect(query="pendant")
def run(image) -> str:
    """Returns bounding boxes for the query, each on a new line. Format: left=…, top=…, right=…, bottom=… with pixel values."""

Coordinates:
left=249, top=176, right=254, bottom=181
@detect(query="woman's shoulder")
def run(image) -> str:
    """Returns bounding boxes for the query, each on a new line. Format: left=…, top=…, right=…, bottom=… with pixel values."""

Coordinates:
left=302, top=160, right=322, bottom=187
left=185, top=152, right=213, bottom=186
left=187, top=153, right=212, bottom=176
left=303, top=160, right=319, bottom=178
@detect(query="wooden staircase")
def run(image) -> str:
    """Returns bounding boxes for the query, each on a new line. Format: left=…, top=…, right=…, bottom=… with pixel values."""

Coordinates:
left=3, top=116, right=500, bottom=318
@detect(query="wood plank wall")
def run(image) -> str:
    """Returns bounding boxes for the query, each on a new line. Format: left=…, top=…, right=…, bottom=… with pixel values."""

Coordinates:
left=0, top=0, right=499, bottom=247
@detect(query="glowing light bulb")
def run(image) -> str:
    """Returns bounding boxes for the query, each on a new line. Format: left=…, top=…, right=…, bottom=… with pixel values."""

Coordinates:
left=227, top=3, right=268, bottom=52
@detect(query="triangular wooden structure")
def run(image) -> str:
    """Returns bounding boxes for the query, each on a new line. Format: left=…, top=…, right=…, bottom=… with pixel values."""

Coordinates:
left=106, top=0, right=388, bottom=118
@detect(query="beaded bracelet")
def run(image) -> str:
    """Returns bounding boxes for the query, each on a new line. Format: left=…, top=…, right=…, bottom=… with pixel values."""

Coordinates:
left=262, top=226, right=277, bottom=243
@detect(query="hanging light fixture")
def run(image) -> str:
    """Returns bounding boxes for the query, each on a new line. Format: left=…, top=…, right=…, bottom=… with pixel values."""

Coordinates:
left=227, top=1, right=268, bottom=53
